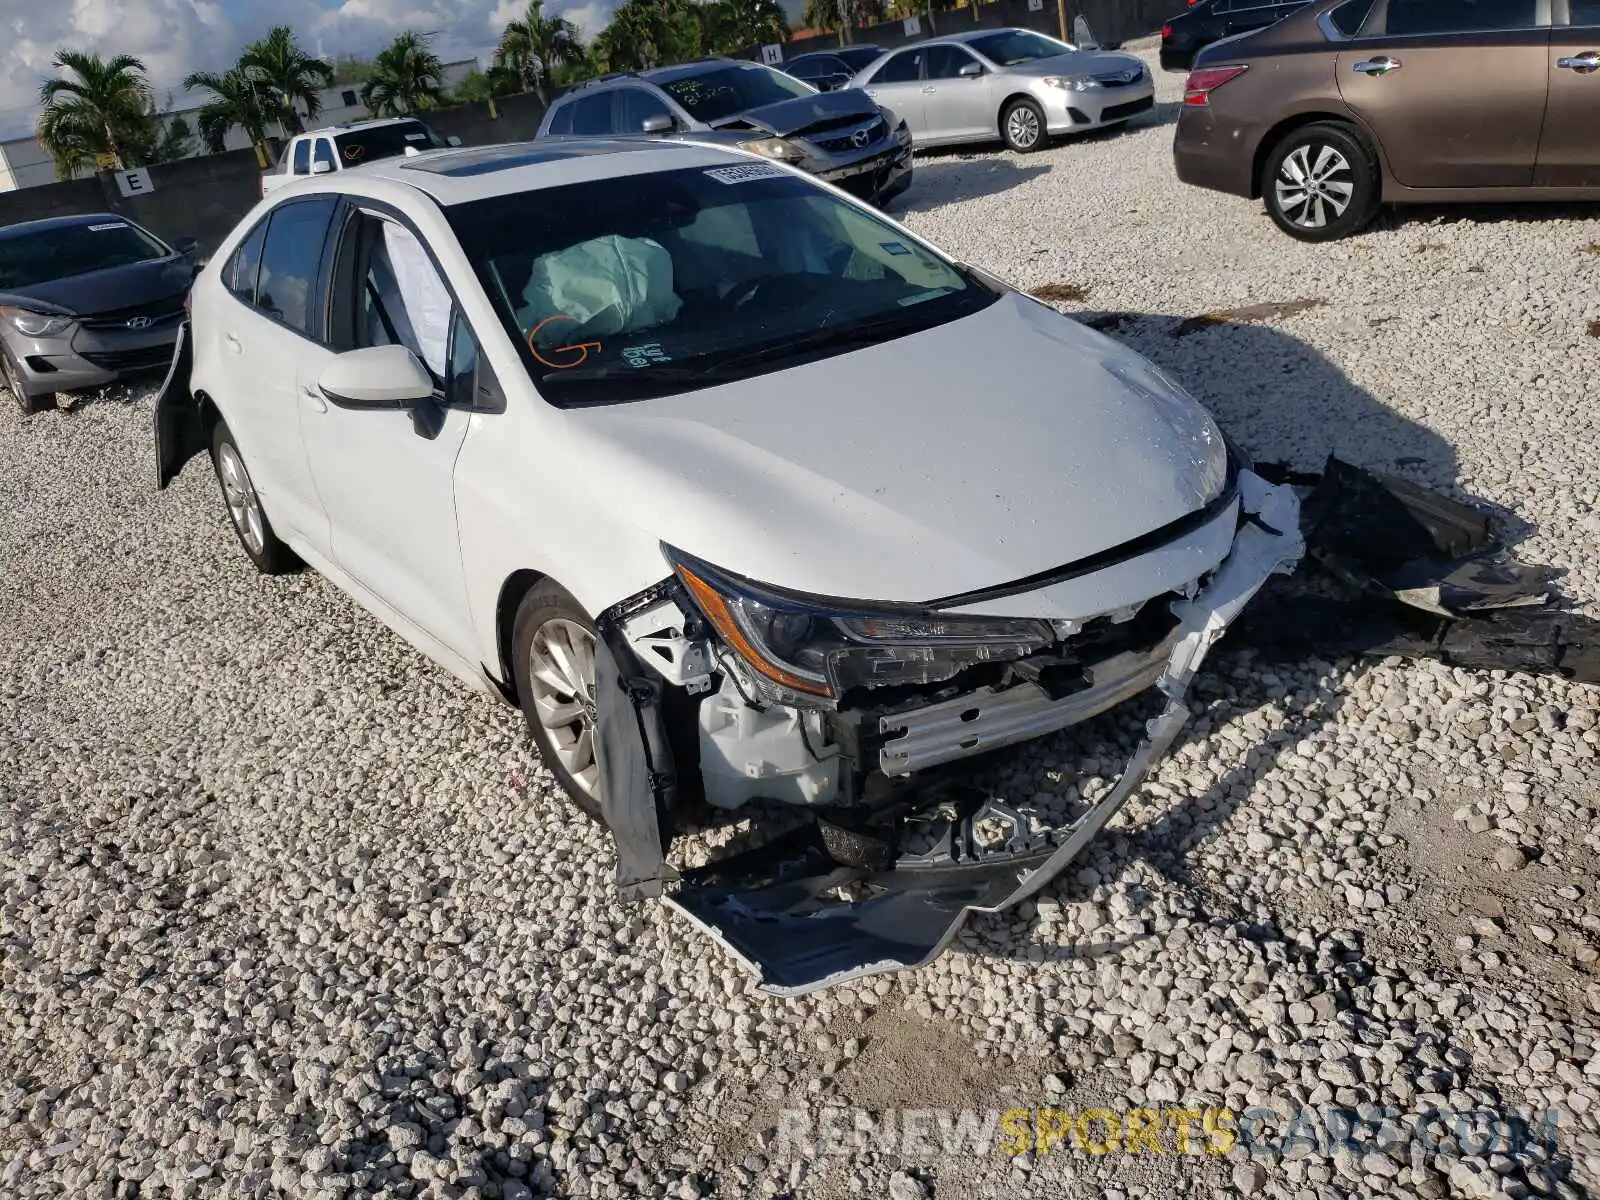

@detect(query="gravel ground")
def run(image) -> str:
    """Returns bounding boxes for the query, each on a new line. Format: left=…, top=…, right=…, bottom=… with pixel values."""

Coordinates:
left=6, top=43, right=1600, bottom=1200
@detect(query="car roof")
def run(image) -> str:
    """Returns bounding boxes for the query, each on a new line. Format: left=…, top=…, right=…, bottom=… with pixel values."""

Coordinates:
left=343, top=137, right=766, bottom=205
left=301, top=117, right=428, bottom=136
left=916, top=27, right=1058, bottom=47
left=637, top=57, right=769, bottom=83
left=0, top=212, right=136, bottom=240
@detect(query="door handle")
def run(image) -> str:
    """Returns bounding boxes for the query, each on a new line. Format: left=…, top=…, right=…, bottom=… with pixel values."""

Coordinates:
left=223, top=333, right=241, bottom=353
left=1556, top=51, right=1600, bottom=72
left=921, top=85, right=937, bottom=93
left=1352, top=56, right=1401, bottom=76
left=301, top=385, right=327, bottom=413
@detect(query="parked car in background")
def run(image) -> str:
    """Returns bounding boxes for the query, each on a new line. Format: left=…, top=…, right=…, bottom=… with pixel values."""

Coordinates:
left=154, top=136, right=1299, bottom=993
left=536, top=58, right=913, bottom=205
left=852, top=28, right=1153, bottom=152
left=0, top=213, right=197, bottom=415
left=781, top=45, right=888, bottom=91
left=1160, top=0, right=1312, bottom=71
left=1174, top=0, right=1600, bottom=241
left=262, top=117, right=461, bottom=195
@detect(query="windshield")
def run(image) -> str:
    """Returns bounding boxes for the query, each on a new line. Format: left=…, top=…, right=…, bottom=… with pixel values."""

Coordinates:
left=659, top=64, right=814, bottom=123
left=968, top=30, right=1075, bottom=65
left=0, top=220, right=169, bottom=290
left=448, top=164, right=997, bottom=406
left=334, top=121, right=448, bottom=166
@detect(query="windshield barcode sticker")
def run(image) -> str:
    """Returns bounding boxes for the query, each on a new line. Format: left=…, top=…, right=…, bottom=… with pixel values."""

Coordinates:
left=704, top=163, right=786, bottom=185
left=87, top=222, right=128, bottom=232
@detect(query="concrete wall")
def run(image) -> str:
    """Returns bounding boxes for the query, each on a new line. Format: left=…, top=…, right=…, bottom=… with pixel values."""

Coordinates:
left=777, top=0, right=1185, bottom=56
left=0, top=149, right=266, bottom=255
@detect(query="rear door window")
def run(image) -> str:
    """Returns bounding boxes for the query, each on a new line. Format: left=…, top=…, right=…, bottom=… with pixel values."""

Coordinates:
left=1382, top=0, right=1538, bottom=34
left=872, top=49, right=924, bottom=83
left=1570, top=0, right=1600, bottom=22
left=255, top=197, right=340, bottom=336
left=225, top=221, right=268, bottom=305
left=1326, top=0, right=1376, bottom=34
left=567, top=92, right=616, bottom=135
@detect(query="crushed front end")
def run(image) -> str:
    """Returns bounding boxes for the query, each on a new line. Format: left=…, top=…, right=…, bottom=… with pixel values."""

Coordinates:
left=589, top=468, right=1306, bottom=995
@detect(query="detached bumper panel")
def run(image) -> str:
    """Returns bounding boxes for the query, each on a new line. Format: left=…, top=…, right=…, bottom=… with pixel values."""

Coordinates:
left=666, top=473, right=1306, bottom=995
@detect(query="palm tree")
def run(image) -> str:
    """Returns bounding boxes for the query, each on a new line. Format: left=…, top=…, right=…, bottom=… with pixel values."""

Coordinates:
left=361, top=32, right=445, bottom=117
left=800, top=0, right=885, bottom=42
left=36, top=50, right=153, bottom=177
left=184, top=68, right=275, bottom=167
left=704, top=0, right=789, bottom=53
left=596, top=0, right=701, bottom=71
left=496, top=0, right=585, bottom=98
left=239, top=26, right=335, bottom=136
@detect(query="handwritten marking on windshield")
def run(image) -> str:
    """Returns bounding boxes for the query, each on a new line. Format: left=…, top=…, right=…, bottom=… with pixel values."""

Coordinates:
left=528, top=315, right=603, bottom=369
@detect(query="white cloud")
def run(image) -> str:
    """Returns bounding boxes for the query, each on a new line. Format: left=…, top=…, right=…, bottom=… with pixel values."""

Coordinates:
left=0, top=0, right=620, bottom=141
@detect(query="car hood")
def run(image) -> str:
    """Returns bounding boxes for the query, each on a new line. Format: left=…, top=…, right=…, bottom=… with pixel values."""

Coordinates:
left=0, top=256, right=191, bottom=318
left=568, top=292, right=1228, bottom=604
left=1006, top=49, right=1146, bottom=80
left=712, top=86, right=881, bottom=137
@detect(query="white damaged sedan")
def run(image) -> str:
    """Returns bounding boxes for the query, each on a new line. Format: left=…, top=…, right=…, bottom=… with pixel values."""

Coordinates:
left=155, top=138, right=1302, bottom=993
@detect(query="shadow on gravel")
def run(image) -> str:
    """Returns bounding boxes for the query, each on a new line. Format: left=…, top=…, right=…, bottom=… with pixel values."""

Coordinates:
left=896, top=157, right=1051, bottom=210
left=1373, top=199, right=1600, bottom=236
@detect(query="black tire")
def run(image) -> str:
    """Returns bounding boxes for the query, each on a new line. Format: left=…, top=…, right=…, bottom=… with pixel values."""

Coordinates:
left=511, top=580, right=604, bottom=820
left=1261, top=121, right=1380, bottom=242
left=1001, top=97, right=1048, bottom=153
left=210, top=421, right=299, bottom=575
left=2, top=348, right=51, bottom=415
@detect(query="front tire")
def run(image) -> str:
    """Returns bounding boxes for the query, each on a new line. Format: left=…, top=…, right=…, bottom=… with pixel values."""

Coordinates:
left=512, top=580, right=604, bottom=820
left=1002, top=98, right=1048, bottom=153
left=3, top=348, right=51, bottom=415
left=210, top=422, right=298, bottom=574
left=1262, top=122, right=1379, bottom=242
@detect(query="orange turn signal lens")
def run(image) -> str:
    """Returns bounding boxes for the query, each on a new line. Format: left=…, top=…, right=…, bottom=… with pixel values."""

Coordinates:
left=676, top=564, right=834, bottom=698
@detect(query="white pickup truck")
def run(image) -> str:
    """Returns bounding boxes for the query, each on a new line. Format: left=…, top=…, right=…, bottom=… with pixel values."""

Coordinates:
left=261, top=117, right=461, bottom=195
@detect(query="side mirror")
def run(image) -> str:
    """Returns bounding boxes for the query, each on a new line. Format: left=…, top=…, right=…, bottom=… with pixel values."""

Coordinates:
left=173, top=236, right=198, bottom=257
left=959, top=62, right=984, bottom=78
left=311, top=159, right=334, bottom=175
left=641, top=114, right=674, bottom=134
left=319, top=345, right=435, bottom=410
left=447, top=135, right=463, bottom=147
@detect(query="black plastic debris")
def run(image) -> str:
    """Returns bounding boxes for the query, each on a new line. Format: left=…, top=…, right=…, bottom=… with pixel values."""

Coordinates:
left=1244, top=457, right=1600, bottom=681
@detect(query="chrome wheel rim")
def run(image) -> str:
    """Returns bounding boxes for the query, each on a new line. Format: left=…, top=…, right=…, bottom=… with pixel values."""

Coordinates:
left=527, top=617, right=601, bottom=800
left=1006, top=105, right=1041, bottom=149
left=217, top=442, right=266, bottom=556
left=1274, top=143, right=1354, bottom=230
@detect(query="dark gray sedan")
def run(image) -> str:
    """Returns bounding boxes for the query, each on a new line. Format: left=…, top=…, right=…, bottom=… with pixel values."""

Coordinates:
left=0, top=213, right=197, bottom=415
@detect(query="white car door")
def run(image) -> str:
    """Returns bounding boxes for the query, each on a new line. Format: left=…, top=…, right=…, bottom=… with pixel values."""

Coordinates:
left=297, top=205, right=481, bottom=666
left=213, top=197, right=340, bottom=556
left=862, top=47, right=929, bottom=136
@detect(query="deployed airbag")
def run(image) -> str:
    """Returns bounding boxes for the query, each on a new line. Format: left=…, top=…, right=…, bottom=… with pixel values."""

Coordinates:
left=521, top=235, right=682, bottom=346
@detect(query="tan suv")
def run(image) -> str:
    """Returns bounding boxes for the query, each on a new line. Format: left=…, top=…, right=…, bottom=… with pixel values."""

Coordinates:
left=1173, top=0, right=1600, bottom=240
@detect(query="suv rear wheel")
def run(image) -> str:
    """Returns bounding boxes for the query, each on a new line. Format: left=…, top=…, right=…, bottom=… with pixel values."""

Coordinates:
left=1262, top=122, right=1379, bottom=242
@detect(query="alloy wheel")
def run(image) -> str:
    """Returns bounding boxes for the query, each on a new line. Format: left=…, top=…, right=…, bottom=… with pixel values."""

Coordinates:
left=526, top=617, right=601, bottom=801
left=1274, top=143, right=1355, bottom=231
left=1006, top=105, right=1041, bottom=150
left=217, top=442, right=266, bottom=556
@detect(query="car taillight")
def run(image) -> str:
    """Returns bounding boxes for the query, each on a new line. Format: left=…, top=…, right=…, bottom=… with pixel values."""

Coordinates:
left=1183, top=64, right=1248, bottom=106
left=1162, top=22, right=1173, bottom=38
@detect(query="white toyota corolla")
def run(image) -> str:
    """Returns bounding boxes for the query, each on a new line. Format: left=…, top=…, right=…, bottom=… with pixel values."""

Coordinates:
left=155, top=139, right=1302, bottom=993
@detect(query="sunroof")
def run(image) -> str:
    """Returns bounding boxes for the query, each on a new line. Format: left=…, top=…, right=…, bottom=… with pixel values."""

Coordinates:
left=403, top=141, right=661, bottom=177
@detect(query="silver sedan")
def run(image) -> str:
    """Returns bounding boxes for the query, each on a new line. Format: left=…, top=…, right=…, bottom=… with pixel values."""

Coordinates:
left=851, top=28, right=1155, bottom=153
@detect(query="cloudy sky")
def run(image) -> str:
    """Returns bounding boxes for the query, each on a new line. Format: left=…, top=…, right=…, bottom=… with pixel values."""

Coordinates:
left=0, top=0, right=618, bottom=139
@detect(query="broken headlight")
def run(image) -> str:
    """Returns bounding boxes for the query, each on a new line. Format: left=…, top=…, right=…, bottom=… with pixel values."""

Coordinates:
left=665, top=546, right=1054, bottom=705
